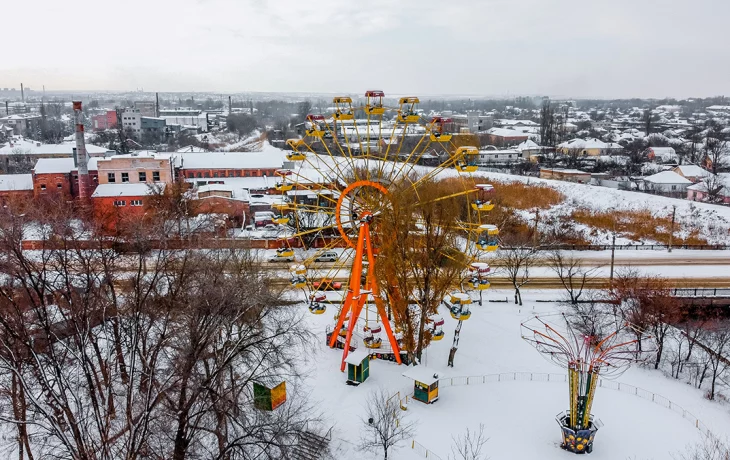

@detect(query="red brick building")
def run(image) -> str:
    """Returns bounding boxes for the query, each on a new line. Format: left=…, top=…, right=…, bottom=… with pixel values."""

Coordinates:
left=0, top=174, right=34, bottom=206
left=92, top=111, right=118, bottom=131
left=178, top=152, right=280, bottom=179
left=91, top=183, right=162, bottom=231
left=32, top=158, right=100, bottom=200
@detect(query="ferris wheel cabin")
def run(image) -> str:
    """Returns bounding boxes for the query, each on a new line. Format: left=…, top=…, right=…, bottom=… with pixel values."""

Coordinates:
left=305, top=114, right=326, bottom=138
left=455, top=146, right=479, bottom=173
left=364, top=90, right=386, bottom=115
left=429, top=117, right=453, bottom=142
left=397, top=97, right=421, bottom=123
left=472, top=184, right=495, bottom=211
left=332, top=97, right=355, bottom=120
left=285, top=139, right=307, bottom=161
left=477, top=224, right=500, bottom=252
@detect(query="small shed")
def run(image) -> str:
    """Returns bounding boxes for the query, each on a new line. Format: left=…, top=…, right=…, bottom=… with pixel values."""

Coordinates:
left=345, top=349, right=370, bottom=386
left=403, top=366, right=442, bottom=404
left=253, top=380, right=287, bottom=411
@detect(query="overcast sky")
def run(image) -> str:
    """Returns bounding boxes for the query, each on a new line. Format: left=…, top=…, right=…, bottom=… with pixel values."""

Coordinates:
left=3, top=0, right=729, bottom=98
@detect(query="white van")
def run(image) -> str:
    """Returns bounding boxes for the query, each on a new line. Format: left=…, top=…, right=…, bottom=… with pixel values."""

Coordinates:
left=314, top=251, right=338, bottom=262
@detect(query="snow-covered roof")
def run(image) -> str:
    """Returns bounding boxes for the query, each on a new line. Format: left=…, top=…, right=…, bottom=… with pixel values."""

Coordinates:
left=674, top=165, right=711, bottom=178
left=344, top=349, right=369, bottom=366
left=516, top=139, right=541, bottom=151
left=0, top=174, right=33, bottom=191
left=558, top=138, right=623, bottom=150
left=33, top=157, right=101, bottom=174
left=402, top=366, right=442, bottom=385
left=484, top=128, right=530, bottom=138
left=0, top=137, right=111, bottom=156
left=91, top=183, right=164, bottom=198
left=178, top=151, right=284, bottom=170
left=642, top=171, right=692, bottom=185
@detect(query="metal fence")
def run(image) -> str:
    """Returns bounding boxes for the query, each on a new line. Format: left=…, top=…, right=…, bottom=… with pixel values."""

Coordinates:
left=503, top=244, right=729, bottom=251
left=437, top=372, right=711, bottom=437
left=670, top=288, right=730, bottom=297
left=411, top=440, right=444, bottom=460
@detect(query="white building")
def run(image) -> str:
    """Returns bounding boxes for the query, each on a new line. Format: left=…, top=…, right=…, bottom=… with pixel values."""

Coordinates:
left=639, top=170, right=692, bottom=195
left=120, top=109, right=142, bottom=135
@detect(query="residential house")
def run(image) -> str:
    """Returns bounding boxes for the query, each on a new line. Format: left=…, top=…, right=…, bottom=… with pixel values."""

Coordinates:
left=673, top=164, right=711, bottom=183
left=477, top=146, right=524, bottom=165
left=557, top=138, right=624, bottom=156
left=645, top=147, right=678, bottom=164
left=686, top=174, right=730, bottom=204
left=539, top=168, right=591, bottom=183
left=481, top=128, right=529, bottom=146
left=516, top=139, right=552, bottom=162
left=639, top=171, right=691, bottom=196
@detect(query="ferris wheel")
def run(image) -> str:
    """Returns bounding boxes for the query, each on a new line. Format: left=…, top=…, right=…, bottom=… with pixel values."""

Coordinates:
left=275, top=90, right=500, bottom=370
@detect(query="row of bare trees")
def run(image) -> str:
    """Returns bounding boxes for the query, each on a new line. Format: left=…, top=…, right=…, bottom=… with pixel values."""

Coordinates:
left=0, top=197, right=317, bottom=459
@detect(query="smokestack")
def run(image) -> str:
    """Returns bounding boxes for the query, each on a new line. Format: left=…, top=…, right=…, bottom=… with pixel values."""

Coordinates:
left=155, top=92, right=159, bottom=117
left=20, top=83, right=24, bottom=103
left=4, top=101, right=8, bottom=116
left=73, top=101, right=91, bottom=200
left=228, top=96, right=232, bottom=114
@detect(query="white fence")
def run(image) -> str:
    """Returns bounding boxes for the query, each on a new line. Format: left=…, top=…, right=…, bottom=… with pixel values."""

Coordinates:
left=410, top=371, right=713, bottom=459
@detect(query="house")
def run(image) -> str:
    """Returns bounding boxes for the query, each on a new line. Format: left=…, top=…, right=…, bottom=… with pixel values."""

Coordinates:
left=639, top=171, right=691, bottom=196
left=539, top=168, right=591, bottom=183
left=481, top=128, right=529, bottom=146
left=477, top=146, right=523, bottom=165
left=557, top=138, right=624, bottom=156
left=0, top=174, right=34, bottom=205
left=687, top=175, right=730, bottom=204
left=673, top=164, right=711, bottom=183
left=645, top=147, right=678, bottom=164
left=516, top=139, right=552, bottom=162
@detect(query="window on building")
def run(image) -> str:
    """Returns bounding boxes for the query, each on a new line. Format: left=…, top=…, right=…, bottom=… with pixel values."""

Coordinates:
left=213, top=172, right=219, bottom=178
left=235, top=170, right=241, bottom=177
left=131, top=200, right=143, bottom=206
left=122, top=173, right=129, bottom=183
left=245, top=171, right=250, bottom=177
left=196, top=172, right=202, bottom=178
left=114, top=200, right=126, bottom=207
left=139, top=171, right=147, bottom=182
left=108, top=173, right=115, bottom=183
left=40, top=184, right=46, bottom=190
left=671, top=185, right=677, bottom=191
left=153, top=171, right=160, bottom=181
left=57, top=183, right=63, bottom=189
left=204, top=172, right=210, bottom=178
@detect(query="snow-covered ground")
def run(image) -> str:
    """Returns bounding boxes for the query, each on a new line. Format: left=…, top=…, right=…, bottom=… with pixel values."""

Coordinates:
left=298, top=290, right=730, bottom=459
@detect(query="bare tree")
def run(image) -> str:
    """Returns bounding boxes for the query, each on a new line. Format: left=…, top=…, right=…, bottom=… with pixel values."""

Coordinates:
left=547, top=251, right=600, bottom=305
left=704, top=131, right=729, bottom=175
left=539, top=100, right=556, bottom=150
left=498, top=245, right=536, bottom=306
left=695, top=321, right=730, bottom=401
left=450, top=424, right=489, bottom=460
left=676, top=435, right=730, bottom=460
left=359, top=388, right=416, bottom=460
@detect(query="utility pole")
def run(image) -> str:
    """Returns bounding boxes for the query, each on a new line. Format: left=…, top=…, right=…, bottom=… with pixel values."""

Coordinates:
left=609, top=232, right=616, bottom=288
left=533, top=208, right=540, bottom=248
left=668, top=205, right=677, bottom=253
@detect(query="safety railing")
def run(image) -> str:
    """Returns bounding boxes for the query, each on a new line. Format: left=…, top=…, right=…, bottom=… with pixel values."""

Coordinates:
left=411, top=439, right=444, bottom=460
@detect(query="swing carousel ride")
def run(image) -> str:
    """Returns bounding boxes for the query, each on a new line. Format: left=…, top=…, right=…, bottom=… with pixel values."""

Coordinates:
left=271, top=90, right=500, bottom=371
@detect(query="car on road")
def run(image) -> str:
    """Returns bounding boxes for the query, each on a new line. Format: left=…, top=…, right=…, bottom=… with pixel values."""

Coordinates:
left=312, top=278, right=343, bottom=290
left=314, top=251, right=339, bottom=263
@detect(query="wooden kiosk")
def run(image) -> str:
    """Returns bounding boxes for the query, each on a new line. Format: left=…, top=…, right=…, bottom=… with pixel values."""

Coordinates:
left=253, top=380, right=287, bottom=411
left=345, top=349, right=370, bottom=386
left=402, top=367, right=441, bottom=404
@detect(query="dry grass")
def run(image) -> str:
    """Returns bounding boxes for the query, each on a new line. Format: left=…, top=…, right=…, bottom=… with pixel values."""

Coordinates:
left=571, top=209, right=708, bottom=245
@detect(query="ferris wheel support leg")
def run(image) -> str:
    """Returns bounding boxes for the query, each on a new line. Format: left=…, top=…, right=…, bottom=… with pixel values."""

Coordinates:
left=340, top=294, right=368, bottom=372
left=448, top=320, right=464, bottom=368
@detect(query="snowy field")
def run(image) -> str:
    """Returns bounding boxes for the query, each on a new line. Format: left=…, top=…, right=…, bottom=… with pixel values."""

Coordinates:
left=298, top=290, right=730, bottom=460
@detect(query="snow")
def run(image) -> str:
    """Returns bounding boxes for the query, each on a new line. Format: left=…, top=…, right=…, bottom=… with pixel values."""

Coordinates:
left=402, top=366, right=442, bottom=385
left=0, top=173, right=33, bottom=191
left=0, top=137, right=111, bottom=156
left=345, top=349, right=370, bottom=366
left=299, top=291, right=729, bottom=460
left=643, top=170, right=692, bottom=185
left=91, top=183, right=163, bottom=197
left=177, top=150, right=285, bottom=170
left=33, top=157, right=100, bottom=174
left=484, top=127, right=530, bottom=137
left=675, top=164, right=712, bottom=179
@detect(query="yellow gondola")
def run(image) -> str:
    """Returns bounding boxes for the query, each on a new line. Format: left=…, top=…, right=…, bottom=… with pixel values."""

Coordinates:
left=470, top=279, right=491, bottom=291
left=364, top=90, right=385, bottom=115
left=476, top=224, right=499, bottom=251
left=431, top=330, right=445, bottom=341
left=397, top=97, right=420, bottom=123
left=450, top=308, right=471, bottom=321
left=449, top=292, right=472, bottom=305
left=305, top=114, right=326, bottom=137
left=273, top=215, right=290, bottom=225
left=429, top=117, right=453, bottom=142
left=286, top=151, right=306, bottom=161
left=333, top=97, right=354, bottom=120
left=364, top=337, right=382, bottom=349
left=291, top=276, right=306, bottom=289
left=286, top=139, right=306, bottom=150
left=275, top=182, right=293, bottom=192
left=276, top=248, right=294, bottom=258
left=272, top=202, right=290, bottom=211
left=309, top=303, right=326, bottom=314
left=455, top=146, right=479, bottom=173
left=471, top=201, right=495, bottom=211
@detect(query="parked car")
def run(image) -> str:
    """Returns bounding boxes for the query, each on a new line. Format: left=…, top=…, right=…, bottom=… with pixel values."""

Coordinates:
left=312, top=278, right=342, bottom=290
left=314, top=251, right=339, bottom=262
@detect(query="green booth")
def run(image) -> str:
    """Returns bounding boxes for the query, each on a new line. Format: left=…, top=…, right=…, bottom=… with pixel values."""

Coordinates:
left=403, top=366, right=441, bottom=404
left=345, top=349, right=370, bottom=386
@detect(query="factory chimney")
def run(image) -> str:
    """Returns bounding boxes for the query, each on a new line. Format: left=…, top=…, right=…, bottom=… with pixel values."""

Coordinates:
left=20, top=83, right=24, bottom=103
left=72, top=101, right=91, bottom=200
